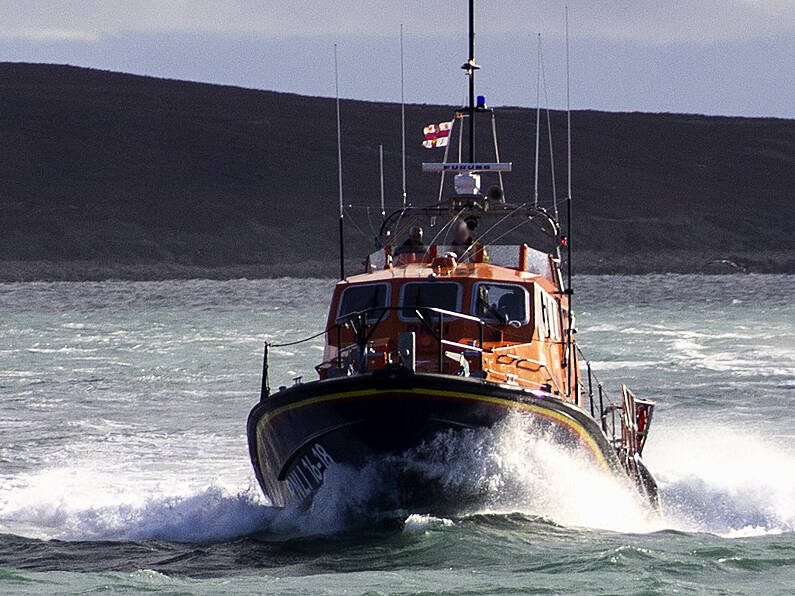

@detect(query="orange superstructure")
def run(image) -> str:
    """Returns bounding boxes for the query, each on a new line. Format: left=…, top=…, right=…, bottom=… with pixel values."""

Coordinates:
left=318, top=248, right=580, bottom=408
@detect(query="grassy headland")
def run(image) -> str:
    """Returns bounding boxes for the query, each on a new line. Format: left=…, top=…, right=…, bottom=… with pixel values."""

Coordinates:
left=1, top=63, right=792, bottom=280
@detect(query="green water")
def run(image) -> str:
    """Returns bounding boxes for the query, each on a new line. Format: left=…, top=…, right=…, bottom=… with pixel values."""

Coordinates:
left=1, top=275, right=793, bottom=594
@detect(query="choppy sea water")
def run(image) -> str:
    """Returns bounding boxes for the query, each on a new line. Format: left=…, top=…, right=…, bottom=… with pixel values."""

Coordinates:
left=0, top=275, right=793, bottom=594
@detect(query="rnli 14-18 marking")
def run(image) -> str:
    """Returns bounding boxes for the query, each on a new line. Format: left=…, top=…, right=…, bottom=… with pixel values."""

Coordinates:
left=286, top=443, right=335, bottom=500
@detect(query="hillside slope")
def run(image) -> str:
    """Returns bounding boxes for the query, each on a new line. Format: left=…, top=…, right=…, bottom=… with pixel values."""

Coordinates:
left=0, top=63, right=792, bottom=279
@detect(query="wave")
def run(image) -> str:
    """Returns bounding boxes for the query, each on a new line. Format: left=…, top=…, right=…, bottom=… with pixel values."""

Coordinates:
left=647, top=424, right=795, bottom=536
left=0, top=482, right=276, bottom=543
left=1, top=420, right=792, bottom=543
left=583, top=360, right=663, bottom=371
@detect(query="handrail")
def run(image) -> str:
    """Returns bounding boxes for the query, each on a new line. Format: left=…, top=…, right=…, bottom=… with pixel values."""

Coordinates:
left=441, top=338, right=483, bottom=352
left=266, top=315, right=610, bottom=414
left=576, top=344, right=649, bottom=476
left=576, top=344, right=618, bottom=426
left=377, top=202, right=560, bottom=253
left=336, top=305, right=488, bottom=374
left=260, top=310, right=647, bottom=486
left=335, top=305, right=484, bottom=326
left=263, top=304, right=513, bottom=391
left=481, top=367, right=560, bottom=393
left=493, top=351, right=564, bottom=395
left=266, top=304, right=576, bottom=391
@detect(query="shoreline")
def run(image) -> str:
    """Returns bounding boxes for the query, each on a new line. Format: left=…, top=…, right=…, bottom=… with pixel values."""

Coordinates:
left=0, top=251, right=792, bottom=282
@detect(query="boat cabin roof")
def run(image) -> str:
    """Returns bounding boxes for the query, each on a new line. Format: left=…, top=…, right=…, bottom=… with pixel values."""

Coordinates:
left=337, top=259, right=561, bottom=302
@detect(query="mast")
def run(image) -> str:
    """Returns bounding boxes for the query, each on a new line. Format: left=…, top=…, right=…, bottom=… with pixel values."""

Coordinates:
left=468, top=0, right=475, bottom=162
left=335, top=44, right=345, bottom=280
left=462, top=0, right=478, bottom=163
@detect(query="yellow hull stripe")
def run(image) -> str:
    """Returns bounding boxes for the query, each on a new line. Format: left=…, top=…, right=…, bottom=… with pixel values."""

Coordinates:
left=257, top=387, right=612, bottom=473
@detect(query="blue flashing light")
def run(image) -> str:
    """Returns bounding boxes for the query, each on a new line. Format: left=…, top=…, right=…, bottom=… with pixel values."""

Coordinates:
left=476, top=95, right=486, bottom=108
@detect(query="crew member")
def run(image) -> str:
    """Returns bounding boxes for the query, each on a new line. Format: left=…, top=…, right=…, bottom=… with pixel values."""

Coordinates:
left=451, top=220, right=488, bottom=262
left=394, top=226, right=425, bottom=264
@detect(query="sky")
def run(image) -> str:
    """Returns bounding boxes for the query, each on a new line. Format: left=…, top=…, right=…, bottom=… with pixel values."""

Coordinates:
left=2, top=1, right=793, bottom=118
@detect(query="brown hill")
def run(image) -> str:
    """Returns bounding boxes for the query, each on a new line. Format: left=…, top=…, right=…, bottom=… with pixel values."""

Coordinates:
left=0, top=63, right=792, bottom=279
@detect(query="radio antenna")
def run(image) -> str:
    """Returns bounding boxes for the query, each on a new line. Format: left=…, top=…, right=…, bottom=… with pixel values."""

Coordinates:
left=379, top=144, right=385, bottom=218
left=564, top=6, right=574, bottom=396
left=533, top=33, right=541, bottom=208
left=400, top=23, right=407, bottom=207
left=540, top=38, right=559, bottom=220
left=335, top=44, right=345, bottom=280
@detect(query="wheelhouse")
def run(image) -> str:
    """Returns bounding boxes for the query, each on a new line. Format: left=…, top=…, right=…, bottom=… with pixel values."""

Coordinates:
left=320, top=239, right=574, bottom=405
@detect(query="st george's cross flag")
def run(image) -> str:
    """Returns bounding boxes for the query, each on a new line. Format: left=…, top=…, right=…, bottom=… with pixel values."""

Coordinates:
left=422, top=120, right=453, bottom=148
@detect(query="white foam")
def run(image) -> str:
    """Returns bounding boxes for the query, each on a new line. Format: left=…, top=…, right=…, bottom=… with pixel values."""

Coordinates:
left=645, top=423, right=795, bottom=537
left=396, top=414, right=662, bottom=534
left=403, top=514, right=454, bottom=534
left=2, top=418, right=792, bottom=542
left=586, top=360, right=662, bottom=371
left=0, top=461, right=275, bottom=542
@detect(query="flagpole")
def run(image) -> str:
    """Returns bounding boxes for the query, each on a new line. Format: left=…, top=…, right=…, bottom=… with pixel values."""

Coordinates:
left=335, top=44, right=345, bottom=280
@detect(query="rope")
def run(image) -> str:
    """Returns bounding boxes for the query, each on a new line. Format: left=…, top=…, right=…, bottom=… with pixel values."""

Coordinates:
left=423, top=207, right=467, bottom=257
left=343, top=205, right=372, bottom=240
left=470, top=217, right=531, bottom=256
left=459, top=203, right=528, bottom=259
left=268, top=326, right=334, bottom=348
left=345, top=205, right=379, bottom=238
left=364, top=205, right=377, bottom=238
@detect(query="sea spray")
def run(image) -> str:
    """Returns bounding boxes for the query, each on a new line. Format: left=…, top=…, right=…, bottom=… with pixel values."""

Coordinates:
left=397, top=414, right=660, bottom=533
left=263, top=414, right=662, bottom=536
left=647, top=423, right=795, bottom=536
left=0, top=474, right=274, bottom=543
left=4, top=418, right=791, bottom=542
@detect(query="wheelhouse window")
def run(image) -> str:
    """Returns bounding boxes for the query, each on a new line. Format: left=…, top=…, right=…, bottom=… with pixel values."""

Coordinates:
left=472, top=283, right=529, bottom=324
left=400, top=282, right=461, bottom=319
left=337, top=283, right=389, bottom=322
left=537, top=289, right=561, bottom=341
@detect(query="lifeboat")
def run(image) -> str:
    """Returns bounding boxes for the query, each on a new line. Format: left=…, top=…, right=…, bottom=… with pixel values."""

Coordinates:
left=247, top=2, right=659, bottom=516
left=247, top=196, right=659, bottom=512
